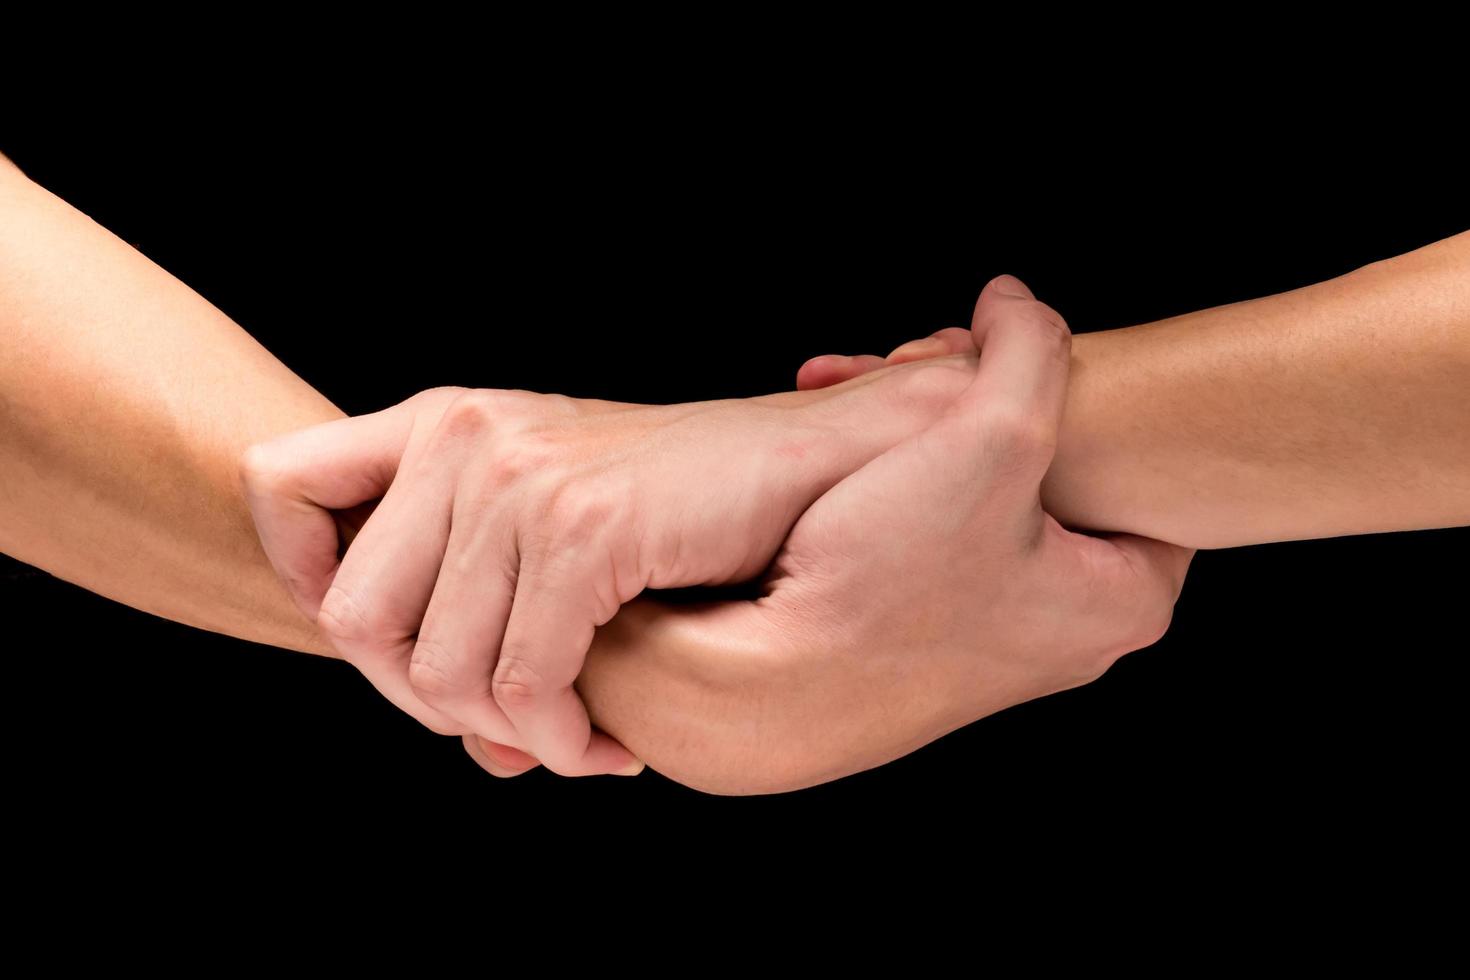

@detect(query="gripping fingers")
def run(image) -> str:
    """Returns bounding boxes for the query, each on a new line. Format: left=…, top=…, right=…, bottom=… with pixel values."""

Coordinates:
left=957, top=275, right=1073, bottom=478
left=312, top=455, right=462, bottom=734
left=493, top=554, right=643, bottom=777
left=885, top=327, right=974, bottom=365
left=462, top=734, right=541, bottom=778
left=239, top=397, right=440, bottom=620
left=796, top=327, right=973, bottom=390
left=879, top=275, right=1073, bottom=537
left=404, top=521, right=521, bottom=745
left=796, top=353, right=887, bottom=390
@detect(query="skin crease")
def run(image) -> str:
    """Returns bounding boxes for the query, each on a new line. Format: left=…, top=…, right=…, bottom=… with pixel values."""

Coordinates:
left=3, top=152, right=1467, bottom=792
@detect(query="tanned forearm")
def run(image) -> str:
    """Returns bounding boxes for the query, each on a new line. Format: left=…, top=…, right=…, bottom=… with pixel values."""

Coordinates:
left=1047, top=231, right=1470, bottom=549
left=0, top=155, right=343, bottom=655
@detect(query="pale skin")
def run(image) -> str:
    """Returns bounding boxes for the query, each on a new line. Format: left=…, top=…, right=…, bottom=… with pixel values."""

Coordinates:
left=2, top=151, right=1466, bottom=793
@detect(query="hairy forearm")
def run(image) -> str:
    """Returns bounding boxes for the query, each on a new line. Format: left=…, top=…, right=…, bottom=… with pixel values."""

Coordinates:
left=1047, top=232, right=1470, bottom=549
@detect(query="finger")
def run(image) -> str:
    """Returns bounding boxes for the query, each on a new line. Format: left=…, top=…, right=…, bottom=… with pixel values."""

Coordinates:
left=313, top=454, right=461, bottom=733
left=798, top=325, right=973, bottom=388
left=886, top=337, right=950, bottom=364
left=494, top=552, right=643, bottom=777
left=969, top=273, right=1035, bottom=346
left=956, top=273, right=1072, bottom=475
left=880, top=275, right=1070, bottom=534
left=353, top=653, right=469, bottom=735
left=796, top=353, right=887, bottom=390
left=405, top=520, right=521, bottom=743
left=240, top=401, right=422, bottom=620
left=886, top=328, right=973, bottom=364
left=927, top=326, right=977, bottom=354
left=462, top=734, right=541, bottom=778
left=479, top=736, right=541, bottom=771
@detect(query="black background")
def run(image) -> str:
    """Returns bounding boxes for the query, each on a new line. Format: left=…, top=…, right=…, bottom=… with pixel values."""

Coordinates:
left=2, top=100, right=1465, bottom=861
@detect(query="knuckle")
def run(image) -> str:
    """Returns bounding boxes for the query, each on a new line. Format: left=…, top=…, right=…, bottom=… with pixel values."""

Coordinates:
left=316, top=585, right=379, bottom=644
left=439, top=389, right=509, bottom=439
left=542, top=481, right=617, bottom=543
left=407, top=641, right=471, bottom=703
left=483, top=448, right=536, bottom=492
left=408, top=385, right=473, bottom=423
left=492, top=655, right=545, bottom=711
left=485, top=431, right=560, bottom=491
left=457, top=427, right=561, bottom=500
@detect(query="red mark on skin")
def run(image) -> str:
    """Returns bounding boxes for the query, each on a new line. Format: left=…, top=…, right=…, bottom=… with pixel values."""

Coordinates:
left=774, top=441, right=810, bottom=460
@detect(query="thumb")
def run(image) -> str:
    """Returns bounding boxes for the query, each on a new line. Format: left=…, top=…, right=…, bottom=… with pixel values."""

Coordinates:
left=239, top=395, right=436, bottom=620
left=915, top=274, right=1073, bottom=516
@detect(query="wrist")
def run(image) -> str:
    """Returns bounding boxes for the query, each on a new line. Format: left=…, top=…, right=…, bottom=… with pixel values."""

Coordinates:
left=1043, top=322, right=1188, bottom=540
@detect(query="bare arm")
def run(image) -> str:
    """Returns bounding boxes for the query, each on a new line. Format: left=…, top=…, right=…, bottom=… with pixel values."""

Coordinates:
left=1047, top=231, right=1470, bottom=548
left=4, top=149, right=1464, bottom=790
left=0, top=153, right=341, bottom=655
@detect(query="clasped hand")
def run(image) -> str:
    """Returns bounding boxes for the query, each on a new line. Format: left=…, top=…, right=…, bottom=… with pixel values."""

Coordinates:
left=241, top=276, right=1191, bottom=790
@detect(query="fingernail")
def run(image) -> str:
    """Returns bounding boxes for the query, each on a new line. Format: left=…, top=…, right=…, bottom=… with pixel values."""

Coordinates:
left=990, top=274, right=1033, bottom=299
left=615, top=759, right=646, bottom=777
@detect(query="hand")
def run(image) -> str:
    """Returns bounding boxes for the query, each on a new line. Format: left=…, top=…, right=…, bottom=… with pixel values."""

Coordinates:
left=572, top=276, right=1194, bottom=794
left=796, top=325, right=978, bottom=390
left=240, top=361, right=973, bottom=776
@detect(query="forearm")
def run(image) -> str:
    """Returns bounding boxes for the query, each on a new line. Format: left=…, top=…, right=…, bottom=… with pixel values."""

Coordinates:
left=0, top=159, right=344, bottom=654
left=1047, top=232, right=1470, bottom=549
